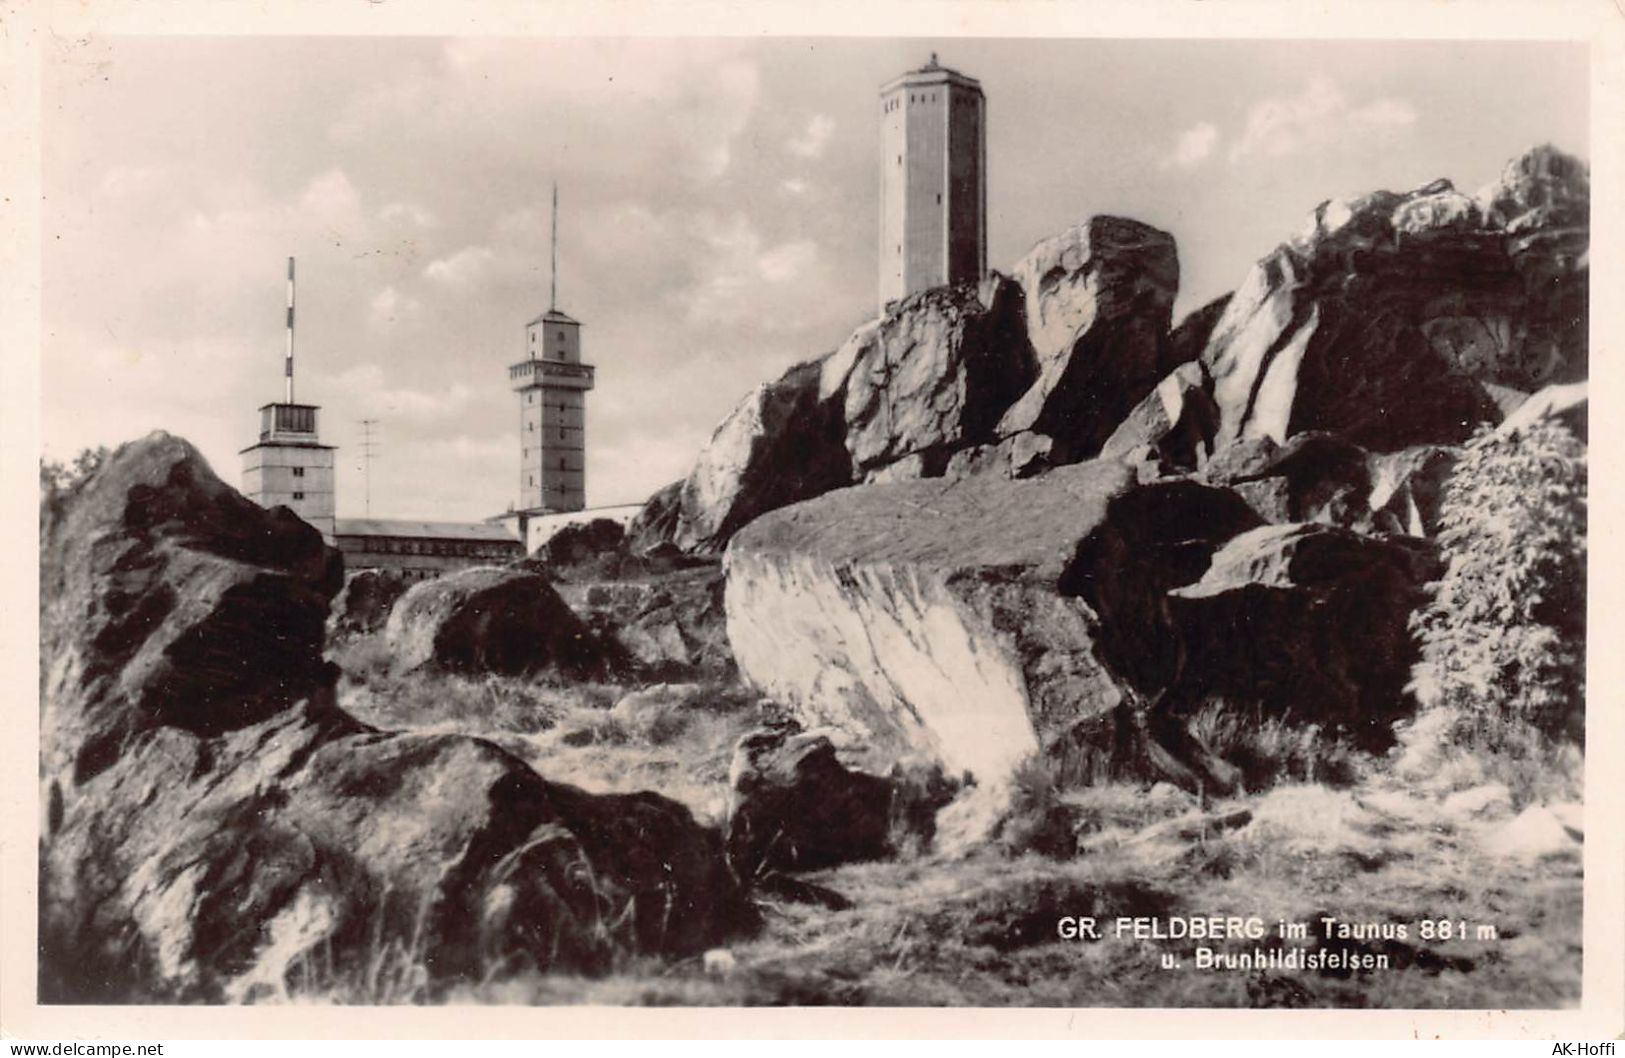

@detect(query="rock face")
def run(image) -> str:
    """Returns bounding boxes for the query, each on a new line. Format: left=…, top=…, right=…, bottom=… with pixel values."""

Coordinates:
left=725, top=726, right=898, bottom=878
left=638, top=219, right=1186, bottom=554
left=1166, top=523, right=1441, bottom=735
left=39, top=434, right=747, bottom=1001
left=327, top=568, right=410, bottom=642
left=1201, top=147, right=1588, bottom=453
left=998, top=216, right=1181, bottom=457
left=840, top=277, right=1035, bottom=478
left=384, top=566, right=617, bottom=678
left=669, top=355, right=852, bottom=554
left=723, top=454, right=1449, bottom=834
left=723, top=461, right=1282, bottom=842
left=558, top=565, right=735, bottom=679
left=1098, top=360, right=1219, bottom=471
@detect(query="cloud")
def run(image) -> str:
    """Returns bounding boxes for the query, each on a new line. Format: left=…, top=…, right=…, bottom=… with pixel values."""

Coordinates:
left=331, top=40, right=760, bottom=185
left=1163, top=121, right=1219, bottom=169
left=378, top=201, right=438, bottom=228
left=366, top=285, right=422, bottom=331
left=422, top=245, right=497, bottom=287
left=779, top=178, right=811, bottom=196
left=786, top=114, right=836, bottom=159
left=318, top=362, right=475, bottom=424
left=757, top=239, right=818, bottom=283
left=1228, top=77, right=1419, bottom=163
left=300, top=168, right=362, bottom=216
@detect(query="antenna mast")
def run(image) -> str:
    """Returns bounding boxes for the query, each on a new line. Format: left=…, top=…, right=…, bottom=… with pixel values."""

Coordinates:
left=549, top=181, right=558, bottom=313
left=285, top=256, right=296, bottom=403
left=357, top=419, right=380, bottom=517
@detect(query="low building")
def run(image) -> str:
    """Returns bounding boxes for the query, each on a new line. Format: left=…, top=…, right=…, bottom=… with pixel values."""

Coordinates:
left=333, top=518, right=524, bottom=580
left=490, top=502, right=643, bottom=556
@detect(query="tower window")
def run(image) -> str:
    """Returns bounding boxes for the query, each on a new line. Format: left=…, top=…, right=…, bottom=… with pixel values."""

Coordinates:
left=557, top=331, right=565, bottom=341
left=293, top=466, right=305, bottom=477
left=292, top=491, right=305, bottom=500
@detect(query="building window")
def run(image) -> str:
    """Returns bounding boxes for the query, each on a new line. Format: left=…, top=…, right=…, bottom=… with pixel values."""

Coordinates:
left=559, top=457, right=566, bottom=470
left=292, top=491, right=305, bottom=500
left=557, top=331, right=565, bottom=341
left=528, top=421, right=534, bottom=431
left=292, top=466, right=305, bottom=477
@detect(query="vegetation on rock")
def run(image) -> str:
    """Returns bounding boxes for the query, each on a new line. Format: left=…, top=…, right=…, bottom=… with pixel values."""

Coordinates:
left=1409, top=419, right=1586, bottom=749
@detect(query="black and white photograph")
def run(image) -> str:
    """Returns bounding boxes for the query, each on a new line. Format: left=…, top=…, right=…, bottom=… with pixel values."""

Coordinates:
left=6, top=0, right=1622, bottom=1039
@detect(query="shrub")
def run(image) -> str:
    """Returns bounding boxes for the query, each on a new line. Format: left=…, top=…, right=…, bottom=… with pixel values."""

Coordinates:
left=1409, top=420, right=1586, bottom=748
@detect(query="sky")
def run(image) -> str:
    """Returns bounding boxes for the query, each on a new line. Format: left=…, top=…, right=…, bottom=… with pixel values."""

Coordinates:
left=41, top=36, right=1587, bottom=521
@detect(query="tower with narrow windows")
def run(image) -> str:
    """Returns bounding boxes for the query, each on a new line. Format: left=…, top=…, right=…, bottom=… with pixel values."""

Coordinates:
left=241, top=257, right=336, bottom=537
left=878, top=54, right=987, bottom=309
left=510, top=185, right=594, bottom=513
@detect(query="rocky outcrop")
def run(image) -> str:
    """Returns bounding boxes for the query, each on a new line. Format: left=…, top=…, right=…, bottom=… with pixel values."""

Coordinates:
left=384, top=566, right=619, bottom=678
left=558, top=565, right=735, bottom=679
left=1098, top=360, right=1219, bottom=471
left=1166, top=293, right=1233, bottom=370
left=40, top=434, right=747, bottom=1001
left=626, top=480, right=682, bottom=554
left=725, top=726, right=899, bottom=878
left=1497, top=379, right=1587, bottom=441
left=721, top=461, right=1283, bottom=843
left=1200, top=146, right=1588, bottom=453
left=1195, top=433, right=1460, bottom=538
left=723, top=450, right=1452, bottom=835
left=1166, top=523, right=1441, bottom=736
left=327, top=568, right=410, bottom=642
left=997, top=217, right=1181, bottom=457
left=841, top=277, right=1036, bottom=478
left=638, top=218, right=1187, bottom=553
left=669, top=355, right=852, bottom=554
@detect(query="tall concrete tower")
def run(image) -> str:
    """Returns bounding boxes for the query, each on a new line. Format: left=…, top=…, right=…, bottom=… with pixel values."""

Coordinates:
left=510, top=184, right=594, bottom=512
left=878, top=53, right=987, bottom=310
left=241, top=257, right=336, bottom=537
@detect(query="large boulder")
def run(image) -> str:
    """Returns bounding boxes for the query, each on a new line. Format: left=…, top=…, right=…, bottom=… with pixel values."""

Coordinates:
left=1200, top=146, right=1588, bottom=453
left=558, top=565, right=735, bottom=679
left=996, top=216, right=1181, bottom=458
left=722, top=461, right=1265, bottom=842
left=39, top=434, right=748, bottom=1001
left=1197, top=432, right=1461, bottom=538
left=668, top=355, right=852, bottom=554
left=725, top=726, right=899, bottom=878
left=1166, top=523, right=1441, bottom=737
left=383, top=566, right=618, bottom=677
left=839, top=276, right=1035, bottom=478
left=1098, top=360, right=1220, bottom=472
left=327, top=568, right=410, bottom=642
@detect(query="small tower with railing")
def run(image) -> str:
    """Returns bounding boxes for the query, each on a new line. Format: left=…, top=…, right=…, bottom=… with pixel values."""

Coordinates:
left=510, top=183, right=594, bottom=512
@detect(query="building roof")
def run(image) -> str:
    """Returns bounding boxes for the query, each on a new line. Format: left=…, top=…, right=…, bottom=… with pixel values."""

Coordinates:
left=527, top=308, right=581, bottom=327
left=881, top=54, right=982, bottom=93
left=333, top=518, right=523, bottom=544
